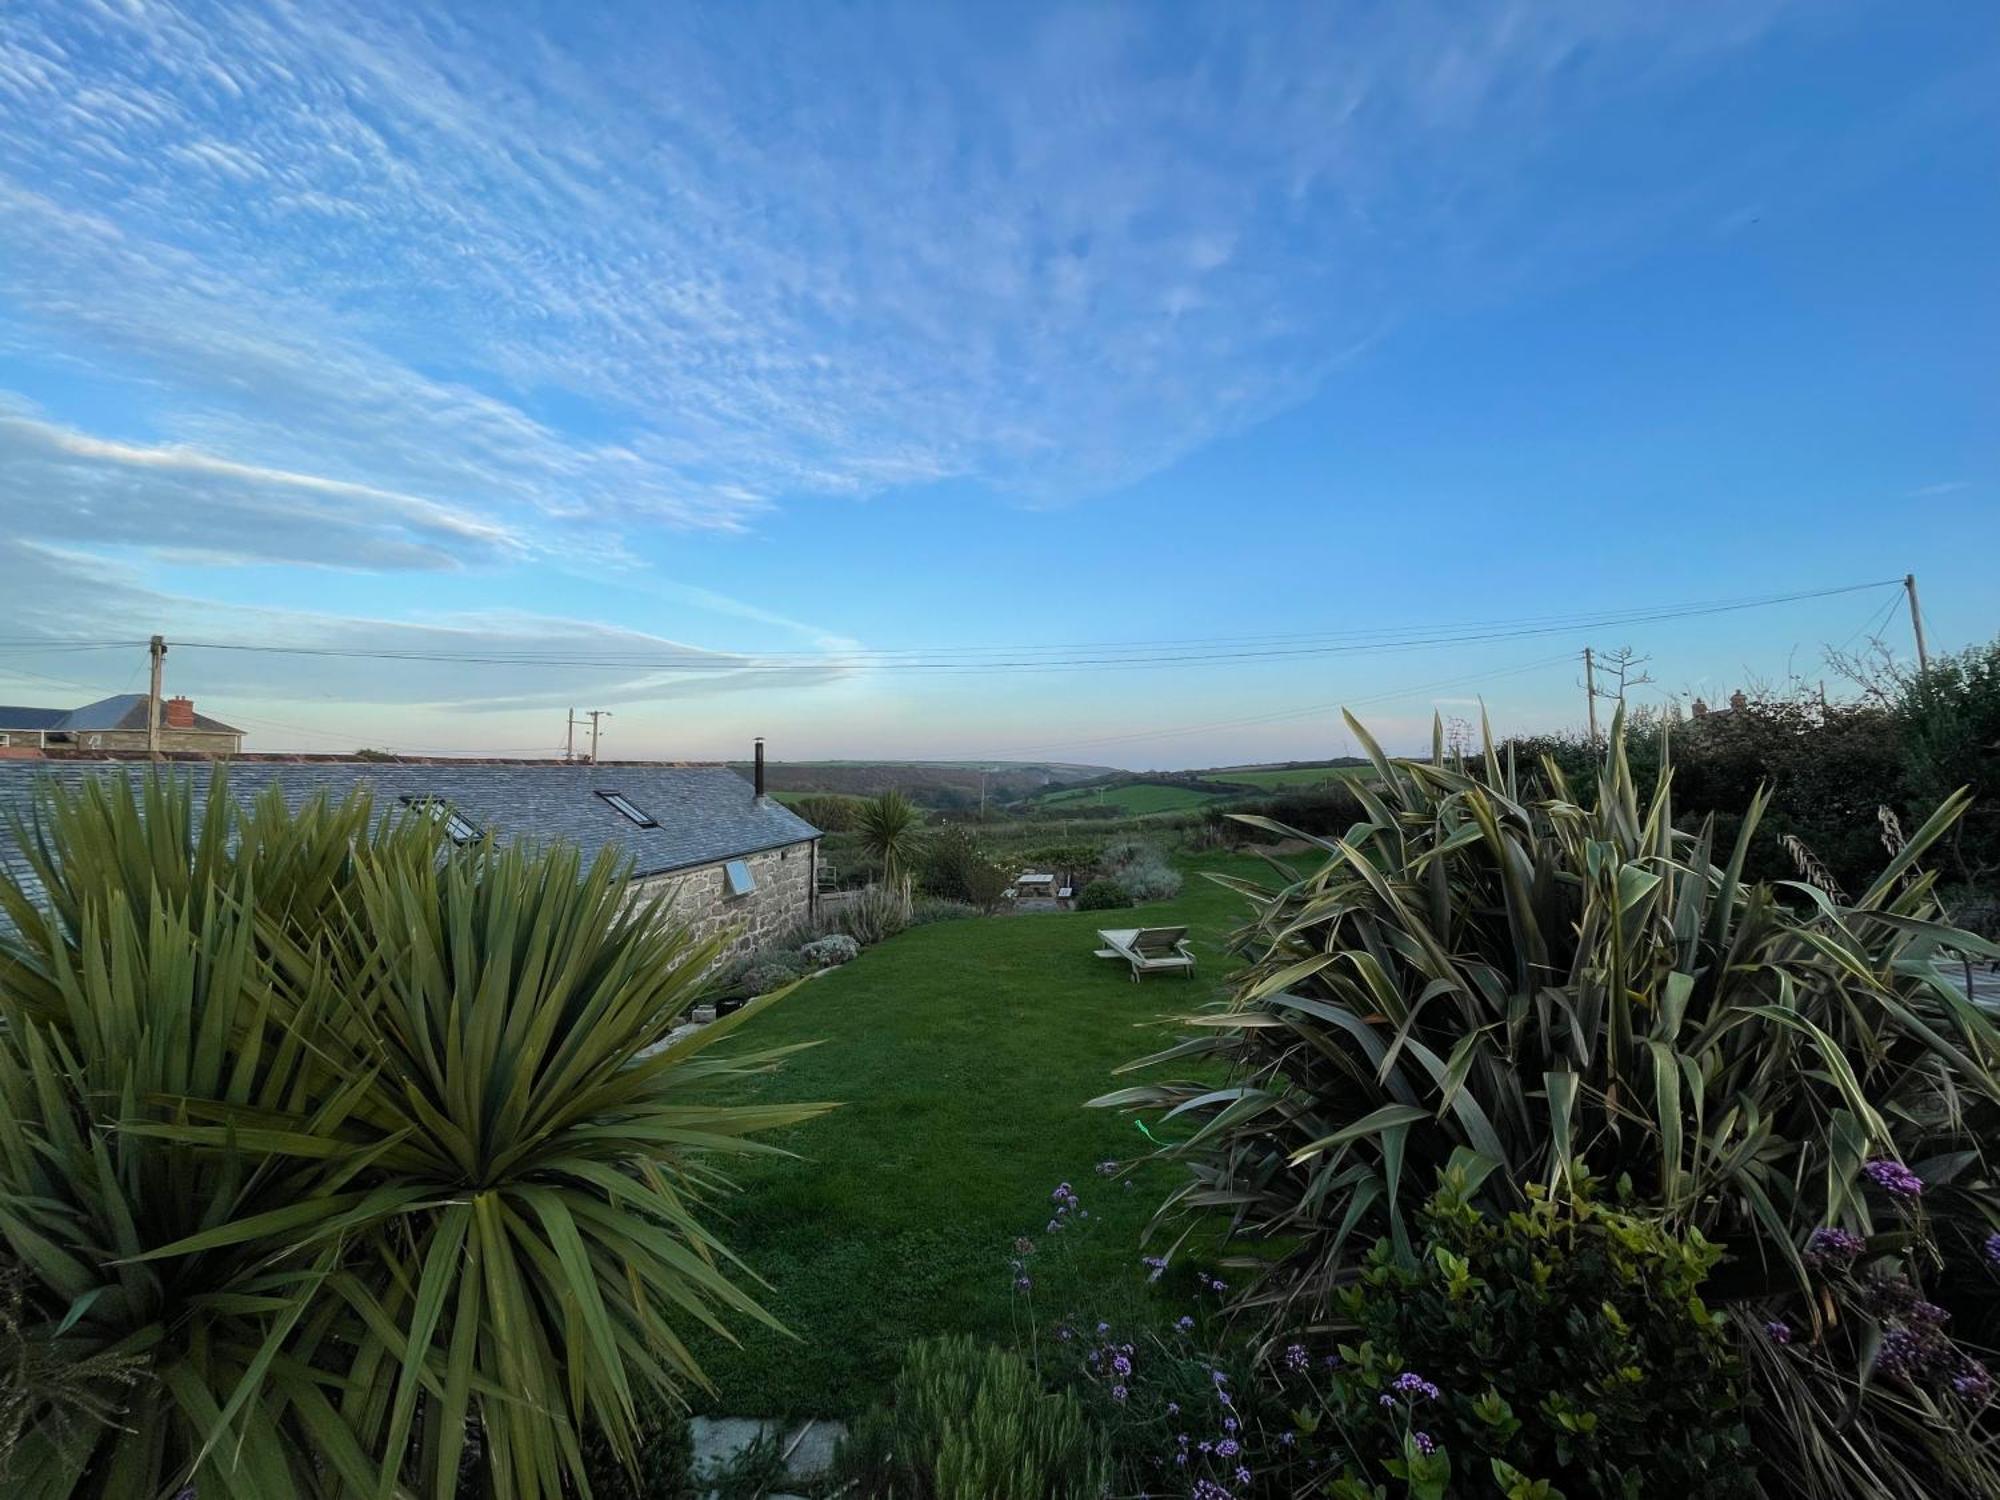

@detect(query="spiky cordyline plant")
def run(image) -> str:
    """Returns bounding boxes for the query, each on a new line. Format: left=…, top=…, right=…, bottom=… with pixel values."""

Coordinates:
left=1096, top=710, right=2000, bottom=1496
left=0, top=771, right=831, bottom=1499
left=854, top=790, right=924, bottom=886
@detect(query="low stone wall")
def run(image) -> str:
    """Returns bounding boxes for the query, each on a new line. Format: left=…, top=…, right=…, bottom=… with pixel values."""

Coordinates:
left=630, top=838, right=816, bottom=965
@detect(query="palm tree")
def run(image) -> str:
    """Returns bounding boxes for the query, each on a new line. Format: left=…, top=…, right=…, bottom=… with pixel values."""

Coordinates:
left=857, top=788, right=923, bottom=884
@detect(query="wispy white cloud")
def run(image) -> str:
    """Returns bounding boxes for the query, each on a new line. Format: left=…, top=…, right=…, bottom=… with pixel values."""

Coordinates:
left=0, top=541, right=850, bottom=713
left=0, top=0, right=1799, bottom=550
left=0, top=411, right=525, bottom=569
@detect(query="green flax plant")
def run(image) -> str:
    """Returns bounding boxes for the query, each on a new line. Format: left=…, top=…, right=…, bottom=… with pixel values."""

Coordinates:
left=0, top=771, right=831, bottom=1499
left=1096, top=710, right=2000, bottom=1496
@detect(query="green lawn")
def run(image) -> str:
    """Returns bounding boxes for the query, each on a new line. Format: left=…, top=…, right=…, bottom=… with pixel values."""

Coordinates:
left=1032, top=782, right=1224, bottom=814
left=682, top=852, right=1270, bottom=1419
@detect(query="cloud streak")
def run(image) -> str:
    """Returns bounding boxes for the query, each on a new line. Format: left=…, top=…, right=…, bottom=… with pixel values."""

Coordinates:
left=0, top=412, right=525, bottom=570
left=0, top=0, right=1797, bottom=545
left=0, top=542, right=849, bottom=713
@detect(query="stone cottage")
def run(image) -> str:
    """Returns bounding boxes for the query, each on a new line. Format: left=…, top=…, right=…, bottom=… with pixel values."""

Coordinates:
left=0, top=752, right=820, bottom=962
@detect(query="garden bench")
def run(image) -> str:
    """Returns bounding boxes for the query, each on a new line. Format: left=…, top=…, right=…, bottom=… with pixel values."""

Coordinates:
left=1094, top=926, right=1196, bottom=981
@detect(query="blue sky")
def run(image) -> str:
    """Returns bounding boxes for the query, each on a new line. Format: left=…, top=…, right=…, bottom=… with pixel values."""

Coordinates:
left=0, top=1, right=1993, bottom=765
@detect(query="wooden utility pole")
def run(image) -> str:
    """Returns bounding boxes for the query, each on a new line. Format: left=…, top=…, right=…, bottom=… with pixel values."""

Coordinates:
left=147, top=635, right=167, bottom=759
left=1903, top=573, right=1930, bottom=675
left=586, top=709, right=610, bottom=765
left=1582, top=646, right=1599, bottom=743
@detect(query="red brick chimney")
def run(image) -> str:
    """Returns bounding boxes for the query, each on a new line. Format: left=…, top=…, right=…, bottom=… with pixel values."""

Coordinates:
left=164, top=696, right=195, bottom=729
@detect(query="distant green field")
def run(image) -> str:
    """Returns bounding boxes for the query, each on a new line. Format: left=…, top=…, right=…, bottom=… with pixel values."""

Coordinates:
left=1215, top=763, right=1374, bottom=790
left=1034, top=782, right=1224, bottom=815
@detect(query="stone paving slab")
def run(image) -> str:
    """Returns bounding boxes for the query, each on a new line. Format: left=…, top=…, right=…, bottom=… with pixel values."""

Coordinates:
left=689, top=1415, right=847, bottom=1492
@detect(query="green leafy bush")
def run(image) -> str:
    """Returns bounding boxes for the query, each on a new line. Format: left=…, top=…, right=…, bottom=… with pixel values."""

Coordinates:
left=834, top=1335, right=1109, bottom=1500
left=921, top=824, right=986, bottom=901
left=791, top=793, right=862, bottom=833
left=1101, top=711, right=2000, bottom=1496
left=741, top=956, right=807, bottom=994
left=1307, top=1175, right=1754, bottom=1500
left=0, top=771, right=831, bottom=1499
left=1075, top=879, right=1129, bottom=911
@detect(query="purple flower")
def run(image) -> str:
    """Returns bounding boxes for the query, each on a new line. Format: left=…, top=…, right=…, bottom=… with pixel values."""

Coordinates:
left=1279, top=1431, right=1296, bottom=1447
left=1389, top=1371, right=1441, bottom=1403
left=1210, top=1368, right=1228, bottom=1386
left=1166, top=1401, right=1180, bottom=1417
left=1095, top=1160, right=1119, bottom=1175
left=1322, top=1353, right=1342, bottom=1370
left=1764, top=1320, right=1792, bottom=1346
left=1910, top=1300, right=1951, bottom=1327
left=1876, top=1325, right=1925, bottom=1378
left=1111, top=1384, right=1128, bottom=1402
left=1222, top=1416, right=1238, bottom=1433
left=1014, top=1275, right=1032, bottom=1291
left=1864, top=1158, right=1924, bottom=1199
left=1112, top=1354, right=1133, bottom=1377
left=1216, top=1438, right=1240, bottom=1459
left=1985, top=1231, right=2000, bottom=1266
left=1234, top=1466, right=1252, bottom=1486
left=1056, top=1324, right=1073, bottom=1342
left=1805, top=1227, right=1866, bottom=1268
left=1142, top=1255, right=1168, bottom=1282
left=1191, top=1482, right=1230, bottom=1500
left=1096, top=1321, right=1110, bottom=1334
left=1284, top=1342, right=1309, bottom=1374
left=1175, top=1315, right=1195, bottom=1333
left=1953, top=1361, right=1992, bottom=1403
left=1413, top=1431, right=1437, bottom=1457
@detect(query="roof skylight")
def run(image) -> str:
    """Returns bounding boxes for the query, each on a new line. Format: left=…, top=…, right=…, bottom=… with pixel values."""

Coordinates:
left=596, top=790, right=658, bottom=827
left=399, top=794, right=480, bottom=845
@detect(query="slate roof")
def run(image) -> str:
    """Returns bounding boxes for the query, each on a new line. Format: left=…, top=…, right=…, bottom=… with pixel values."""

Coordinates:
left=0, top=763, right=821, bottom=909
left=0, top=706, right=67, bottom=731
left=0, top=694, right=243, bottom=734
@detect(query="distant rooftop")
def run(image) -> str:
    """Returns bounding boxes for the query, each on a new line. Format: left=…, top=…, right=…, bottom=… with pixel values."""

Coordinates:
left=0, top=762, right=818, bottom=899
left=0, top=693, right=242, bottom=735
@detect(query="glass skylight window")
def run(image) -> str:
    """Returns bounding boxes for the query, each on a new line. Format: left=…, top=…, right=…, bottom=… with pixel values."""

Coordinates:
left=400, top=795, right=480, bottom=845
left=596, top=790, right=657, bottom=827
left=723, top=859, right=756, bottom=897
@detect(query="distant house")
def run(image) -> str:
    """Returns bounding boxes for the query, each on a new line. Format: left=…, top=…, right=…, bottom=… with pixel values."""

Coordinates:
left=0, top=755, right=820, bottom=962
left=0, top=694, right=244, bottom=756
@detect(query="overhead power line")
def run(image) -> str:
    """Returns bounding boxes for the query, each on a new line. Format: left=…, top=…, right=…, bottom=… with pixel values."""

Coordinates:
left=0, top=578, right=1905, bottom=677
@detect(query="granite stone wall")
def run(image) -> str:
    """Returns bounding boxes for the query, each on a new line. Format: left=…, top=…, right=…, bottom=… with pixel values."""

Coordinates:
left=630, top=838, right=815, bottom=964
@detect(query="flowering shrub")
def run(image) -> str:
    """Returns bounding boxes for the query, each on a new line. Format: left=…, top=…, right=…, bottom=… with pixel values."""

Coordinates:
left=1741, top=1200, right=2000, bottom=1498
left=1298, top=1175, right=1755, bottom=1500
left=1007, top=1173, right=1308, bottom=1499
left=799, top=932, right=861, bottom=968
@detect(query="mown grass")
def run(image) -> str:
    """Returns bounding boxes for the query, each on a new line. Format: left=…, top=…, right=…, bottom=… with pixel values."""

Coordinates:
left=681, top=851, right=1269, bottom=1419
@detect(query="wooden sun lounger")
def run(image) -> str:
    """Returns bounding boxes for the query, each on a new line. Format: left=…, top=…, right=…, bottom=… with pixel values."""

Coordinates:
left=1094, top=926, right=1196, bottom=981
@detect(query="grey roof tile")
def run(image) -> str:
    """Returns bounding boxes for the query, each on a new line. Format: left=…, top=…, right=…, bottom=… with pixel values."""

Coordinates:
left=0, top=762, right=820, bottom=916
